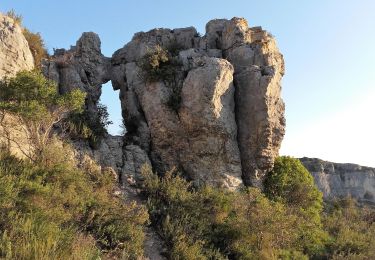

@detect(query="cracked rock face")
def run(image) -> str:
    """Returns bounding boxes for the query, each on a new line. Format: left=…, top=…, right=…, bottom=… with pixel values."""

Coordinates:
left=301, top=158, right=375, bottom=204
left=0, top=13, right=34, bottom=79
left=42, top=32, right=111, bottom=114
left=110, top=17, right=285, bottom=189
left=44, top=17, right=286, bottom=189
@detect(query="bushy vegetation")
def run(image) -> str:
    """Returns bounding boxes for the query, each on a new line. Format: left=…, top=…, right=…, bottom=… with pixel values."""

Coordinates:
left=265, top=156, right=323, bottom=212
left=138, top=45, right=184, bottom=112
left=141, top=159, right=375, bottom=260
left=0, top=70, right=148, bottom=259
left=141, top=165, right=318, bottom=259
left=0, top=146, right=148, bottom=259
left=0, top=70, right=86, bottom=162
left=323, top=198, right=375, bottom=259
left=63, top=103, right=112, bottom=149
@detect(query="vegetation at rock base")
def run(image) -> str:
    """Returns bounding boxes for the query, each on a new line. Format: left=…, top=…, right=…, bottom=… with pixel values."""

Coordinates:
left=141, top=161, right=375, bottom=260
left=0, top=71, right=148, bottom=259
left=138, top=45, right=184, bottom=112
left=0, top=147, right=148, bottom=259
left=265, top=156, right=323, bottom=213
left=0, top=70, right=86, bottom=162
left=0, top=43, right=374, bottom=258
left=5, top=9, right=48, bottom=68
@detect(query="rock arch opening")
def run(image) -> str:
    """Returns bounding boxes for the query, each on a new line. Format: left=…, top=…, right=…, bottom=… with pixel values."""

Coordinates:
left=100, top=82, right=123, bottom=136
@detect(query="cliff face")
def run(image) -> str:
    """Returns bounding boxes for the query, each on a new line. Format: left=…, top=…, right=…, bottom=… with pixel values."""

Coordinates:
left=300, top=158, right=375, bottom=204
left=42, top=17, right=286, bottom=189
left=0, top=13, right=34, bottom=79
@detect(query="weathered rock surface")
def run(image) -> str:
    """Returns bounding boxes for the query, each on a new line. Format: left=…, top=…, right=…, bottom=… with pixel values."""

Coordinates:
left=111, top=17, right=285, bottom=188
left=42, top=17, right=286, bottom=189
left=301, top=158, right=375, bottom=204
left=0, top=12, right=34, bottom=79
left=42, top=32, right=111, bottom=114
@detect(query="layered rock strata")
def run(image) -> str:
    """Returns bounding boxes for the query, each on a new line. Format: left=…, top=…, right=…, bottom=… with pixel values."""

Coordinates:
left=301, top=158, right=375, bottom=204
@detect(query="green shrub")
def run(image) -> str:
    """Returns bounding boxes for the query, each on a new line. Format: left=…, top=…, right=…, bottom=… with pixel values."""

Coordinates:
left=64, top=103, right=112, bottom=149
left=0, top=148, right=148, bottom=259
left=141, top=165, right=322, bottom=259
left=0, top=70, right=86, bottom=161
left=323, top=198, right=375, bottom=259
left=264, top=156, right=327, bottom=256
left=138, top=45, right=183, bottom=112
left=264, top=156, right=323, bottom=219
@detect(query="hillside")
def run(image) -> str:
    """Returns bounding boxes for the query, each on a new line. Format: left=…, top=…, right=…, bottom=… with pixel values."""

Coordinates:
left=1, top=11, right=374, bottom=259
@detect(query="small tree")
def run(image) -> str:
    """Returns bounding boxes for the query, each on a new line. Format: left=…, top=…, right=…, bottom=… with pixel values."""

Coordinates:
left=0, top=70, right=85, bottom=162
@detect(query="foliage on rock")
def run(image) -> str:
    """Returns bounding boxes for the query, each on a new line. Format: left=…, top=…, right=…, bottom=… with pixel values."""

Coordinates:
left=138, top=45, right=184, bottom=111
left=22, top=29, right=48, bottom=68
left=64, top=103, right=112, bottom=149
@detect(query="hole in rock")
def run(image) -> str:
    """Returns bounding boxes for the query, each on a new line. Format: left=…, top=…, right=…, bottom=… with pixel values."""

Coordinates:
left=100, top=82, right=123, bottom=136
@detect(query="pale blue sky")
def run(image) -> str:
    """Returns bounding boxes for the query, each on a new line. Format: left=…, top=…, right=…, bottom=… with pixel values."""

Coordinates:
left=1, top=1, right=374, bottom=166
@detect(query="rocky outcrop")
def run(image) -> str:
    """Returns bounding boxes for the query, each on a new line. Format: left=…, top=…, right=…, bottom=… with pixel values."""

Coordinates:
left=0, top=12, right=34, bottom=79
left=42, top=32, right=111, bottom=114
left=301, top=158, right=375, bottom=204
left=42, top=17, right=285, bottom=189
left=111, top=17, right=285, bottom=188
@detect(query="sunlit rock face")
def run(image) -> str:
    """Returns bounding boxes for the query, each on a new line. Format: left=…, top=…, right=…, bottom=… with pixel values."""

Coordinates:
left=301, top=158, right=375, bottom=204
left=0, top=12, right=34, bottom=79
left=42, top=17, right=285, bottom=190
left=110, top=17, right=285, bottom=189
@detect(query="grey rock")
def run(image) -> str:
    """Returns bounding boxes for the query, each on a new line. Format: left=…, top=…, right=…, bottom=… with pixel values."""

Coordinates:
left=110, top=17, right=285, bottom=189
left=0, top=12, right=34, bottom=79
left=179, top=57, right=242, bottom=189
left=44, top=17, right=286, bottom=189
left=301, top=158, right=375, bottom=204
left=42, top=32, right=110, bottom=114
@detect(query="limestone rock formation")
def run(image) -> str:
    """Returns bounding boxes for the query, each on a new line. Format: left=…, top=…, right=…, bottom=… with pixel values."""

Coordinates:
left=111, top=17, right=285, bottom=188
left=42, top=32, right=111, bottom=114
left=43, top=17, right=286, bottom=189
left=301, top=158, right=375, bottom=204
left=0, top=12, right=34, bottom=79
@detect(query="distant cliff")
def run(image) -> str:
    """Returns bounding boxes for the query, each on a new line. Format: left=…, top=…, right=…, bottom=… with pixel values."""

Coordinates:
left=300, top=157, right=375, bottom=204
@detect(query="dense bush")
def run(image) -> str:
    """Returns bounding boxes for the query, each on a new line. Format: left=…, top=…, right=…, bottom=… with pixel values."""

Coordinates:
left=323, top=198, right=375, bottom=259
left=264, top=157, right=328, bottom=256
left=264, top=156, right=323, bottom=219
left=0, top=146, right=148, bottom=259
left=0, top=70, right=86, bottom=161
left=63, top=103, right=112, bottom=149
left=141, top=165, right=332, bottom=259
